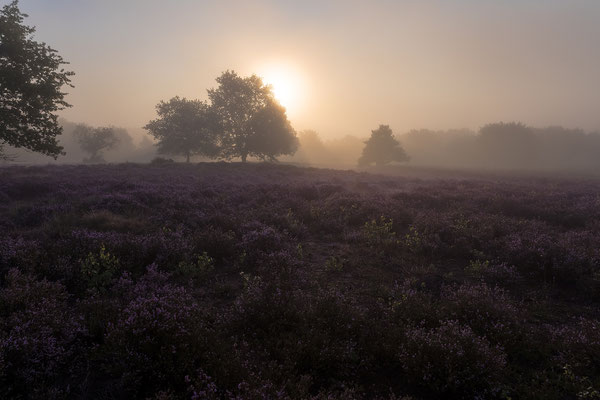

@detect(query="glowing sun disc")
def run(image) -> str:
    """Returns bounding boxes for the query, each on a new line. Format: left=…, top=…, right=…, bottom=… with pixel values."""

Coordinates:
left=258, top=63, right=305, bottom=117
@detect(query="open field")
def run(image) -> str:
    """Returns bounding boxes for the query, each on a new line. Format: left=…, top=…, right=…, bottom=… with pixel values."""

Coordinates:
left=1, top=163, right=599, bottom=399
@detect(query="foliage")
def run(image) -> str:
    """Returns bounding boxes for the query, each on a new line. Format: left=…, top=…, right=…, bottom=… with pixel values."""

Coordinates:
left=80, top=244, right=120, bottom=291
left=1, top=163, right=600, bottom=398
left=358, top=125, right=409, bottom=167
left=0, top=269, right=85, bottom=398
left=0, top=1, right=74, bottom=158
left=72, top=124, right=120, bottom=163
left=398, top=320, right=507, bottom=397
left=176, top=252, right=214, bottom=280
left=246, top=98, right=299, bottom=161
left=325, top=255, right=344, bottom=272
left=145, top=96, right=219, bottom=162
left=364, top=216, right=396, bottom=246
left=208, top=70, right=298, bottom=162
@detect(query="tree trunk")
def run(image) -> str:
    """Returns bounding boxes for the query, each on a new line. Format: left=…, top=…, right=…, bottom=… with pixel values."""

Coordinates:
left=186, top=152, right=190, bottom=163
left=241, top=153, right=247, bottom=163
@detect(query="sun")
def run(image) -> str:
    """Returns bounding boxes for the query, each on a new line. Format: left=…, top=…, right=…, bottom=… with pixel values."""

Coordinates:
left=256, top=62, right=306, bottom=118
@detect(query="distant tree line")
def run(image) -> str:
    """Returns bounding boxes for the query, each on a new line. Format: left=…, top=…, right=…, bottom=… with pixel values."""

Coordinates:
left=292, top=122, right=600, bottom=172
left=3, top=119, right=157, bottom=164
left=400, top=122, right=600, bottom=171
left=145, top=71, right=298, bottom=163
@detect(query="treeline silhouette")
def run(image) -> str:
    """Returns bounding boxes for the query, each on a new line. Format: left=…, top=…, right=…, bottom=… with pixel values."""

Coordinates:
left=291, top=122, right=600, bottom=172
left=3, top=120, right=156, bottom=164
left=5, top=120, right=600, bottom=174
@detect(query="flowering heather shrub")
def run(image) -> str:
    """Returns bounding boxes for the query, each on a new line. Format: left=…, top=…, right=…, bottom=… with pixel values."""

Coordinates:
left=237, top=221, right=290, bottom=267
left=387, top=279, right=437, bottom=325
left=100, top=267, right=209, bottom=397
left=0, top=269, right=86, bottom=399
left=547, top=318, right=600, bottom=372
left=440, top=282, right=525, bottom=347
left=190, top=226, right=237, bottom=264
left=398, top=320, right=507, bottom=398
left=0, top=163, right=599, bottom=398
left=239, top=221, right=285, bottom=253
left=0, top=237, right=40, bottom=272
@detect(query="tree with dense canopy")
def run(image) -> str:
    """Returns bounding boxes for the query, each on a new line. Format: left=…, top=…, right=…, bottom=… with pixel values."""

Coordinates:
left=144, top=97, right=219, bottom=163
left=0, top=1, right=74, bottom=159
left=245, top=99, right=298, bottom=161
left=358, top=124, right=409, bottom=167
left=73, top=124, right=120, bottom=163
left=208, top=70, right=298, bottom=162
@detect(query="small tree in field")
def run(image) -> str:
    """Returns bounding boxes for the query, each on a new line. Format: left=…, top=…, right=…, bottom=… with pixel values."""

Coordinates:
left=144, top=97, right=218, bottom=163
left=73, top=124, right=119, bottom=163
left=0, top=1, right=74, bottom=159
left=358, top=124, right=409, bottom=167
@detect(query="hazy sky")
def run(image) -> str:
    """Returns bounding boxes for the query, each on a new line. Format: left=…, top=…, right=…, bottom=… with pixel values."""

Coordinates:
left=17, top=0, right=600, bottom=139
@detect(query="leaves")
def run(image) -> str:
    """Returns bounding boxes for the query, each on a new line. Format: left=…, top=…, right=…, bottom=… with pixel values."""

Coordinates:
left=0, top=1, right=74, bottom=158
left=144, top=97, right=219, bottom=162
left=358, top=125, right=409, bottom=166
left=73, top=124, right=120, bottom=163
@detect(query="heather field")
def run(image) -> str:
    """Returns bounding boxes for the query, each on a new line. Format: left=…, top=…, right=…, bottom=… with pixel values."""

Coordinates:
left=1, top=163, right=599, bottom=399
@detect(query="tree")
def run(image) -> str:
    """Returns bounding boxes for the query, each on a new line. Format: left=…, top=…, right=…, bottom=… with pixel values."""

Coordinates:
left=144, top=97, right=218, bottom=163
left=0, top=1, right=74, bottom=159
left=208, top=70, right=297, bottom=162
left=358, top=124, right=409, bottom=167
left=73, top=124, right=119, bottom=163
left=246, top=99, right=298, bottom=161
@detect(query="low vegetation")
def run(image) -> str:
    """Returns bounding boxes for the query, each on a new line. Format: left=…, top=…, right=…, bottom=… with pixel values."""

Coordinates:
left=1, top=163, right=599, bottom=399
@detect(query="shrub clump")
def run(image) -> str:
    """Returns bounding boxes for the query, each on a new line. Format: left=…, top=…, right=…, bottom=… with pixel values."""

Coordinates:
left=398, top=320, right=507, bottom=398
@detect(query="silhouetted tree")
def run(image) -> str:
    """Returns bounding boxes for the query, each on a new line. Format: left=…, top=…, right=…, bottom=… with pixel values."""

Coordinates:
left=0, top=1, right=74, bottom=159
left=208, top=70, right=297, bottom=162
left=246, top=99, right=298, bottom=161
left=73, top=124, right=119, bottom=163
left=358, top=125, right=409, bottom=166
left=144, top=97, right=219, bottom=162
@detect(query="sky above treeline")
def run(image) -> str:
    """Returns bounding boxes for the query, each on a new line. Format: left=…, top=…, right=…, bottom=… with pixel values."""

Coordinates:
left=17, top=0, right=600, bottom=139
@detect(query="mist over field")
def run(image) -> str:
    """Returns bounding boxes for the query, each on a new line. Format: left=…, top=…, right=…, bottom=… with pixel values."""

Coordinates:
left=7, top=120, right=600, bottom=175
left=3, top=0, right=600, bottom=172
left=2, top=1, right=600, bottom=399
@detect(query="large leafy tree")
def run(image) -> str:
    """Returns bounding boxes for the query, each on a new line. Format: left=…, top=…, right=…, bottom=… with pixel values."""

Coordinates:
left=145, top=97, right=219, bottom=162
left=0, top=1, right=74, bottom=158
left=246, top=99, right=298, bottom=161
left=358, top=124, right=409, bottom=167
left=73, top=124, right=120, bottom=163
left=208, top=70, right=297, bottom=162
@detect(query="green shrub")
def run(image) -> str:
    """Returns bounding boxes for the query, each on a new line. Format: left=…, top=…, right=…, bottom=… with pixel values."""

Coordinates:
left=176, top=252, right=214, bottom=280
left=80, top=245, right=120, bottom=291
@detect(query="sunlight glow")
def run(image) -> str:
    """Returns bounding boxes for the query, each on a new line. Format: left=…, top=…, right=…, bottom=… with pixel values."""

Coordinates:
left=257, top=62, right=306, bottom=118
